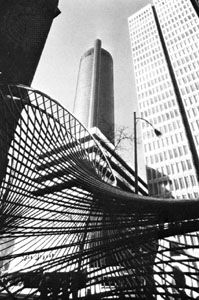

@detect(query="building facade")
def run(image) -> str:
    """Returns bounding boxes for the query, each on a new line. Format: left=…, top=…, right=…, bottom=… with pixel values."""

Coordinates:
left=73, top=39, right=115, bottom=144
left=128, top=0, right=199, bottom=200
left=128, top=1, right=199, bottom=298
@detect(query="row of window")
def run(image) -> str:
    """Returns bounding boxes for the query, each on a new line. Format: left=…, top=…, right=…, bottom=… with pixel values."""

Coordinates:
left=156, top=1, right=196, bottom=23
left=157, top=132, right=185, bottom=149
left=180, top=81, right=199, bottom=95
left=195, top=134, right=199, bottom=146
left=176, top=70, right=199, bottom=84
left=148, top=174, right=197, bottom=196
left=168, top=33, right=199, bottom=53
left=130, top=28, right=157, bottom=43
left=172, top=54, right=199, bottom=69
left=145, top=138, right=188, bottom=157
left=135, top=69, right=168, bottom=84
left=140, top=104, right=179, bottom=120
left=155, top=146, right=185, bottom=163
left=191, top=120, right=199, bottom=132
left=173, top=175, right=197, bottom=191
left=173, top=44, right=199, bottom=63
left=137, top=80, right=172, bottom=99
left=136, top=73, right=168, bottom=88
left=143, top=118, right=182, bottom=137
left=128, top=9, right=153, bottom=24
left=173, top=49, right=199, bottom=65
left=131, top=34, right=159, bottom=51
left=164, top=22, right=199, bottom=38
left=145, top=141, right=191, bottom=164
left=130, top=24, right=156, bottom=36
left=187, top=106, right=199, bottom=119
left=139, top=93, right=175, bottom=110
left=134, top=55, right=165, bottom=70
left=178, top=71, right=199, bottom=85
left=148, top=159, right=192, bottom=180
left=176, top=192, right=199, bottom=200
left=133, top=49, right=163, bottom=64
left=137, top=78, right=171, bottom=94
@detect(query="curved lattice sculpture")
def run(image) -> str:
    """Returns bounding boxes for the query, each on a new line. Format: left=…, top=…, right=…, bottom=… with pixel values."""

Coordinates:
left=0, top=85, right=199, bottom=299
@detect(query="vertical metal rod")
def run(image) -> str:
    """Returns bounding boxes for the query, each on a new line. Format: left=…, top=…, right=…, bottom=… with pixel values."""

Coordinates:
left=134, top=111, right=138, bottom=194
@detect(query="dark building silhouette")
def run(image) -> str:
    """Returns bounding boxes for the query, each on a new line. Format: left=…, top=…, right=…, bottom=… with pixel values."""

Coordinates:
left=73, top=39, right=115, bottom=144
left=0, top=0, right=60, bottom=86
left=0, top=0, right=60, bottom=186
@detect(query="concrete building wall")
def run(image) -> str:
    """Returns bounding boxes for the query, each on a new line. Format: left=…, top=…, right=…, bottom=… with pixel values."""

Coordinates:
left=73, top=39, right=115, bottom=144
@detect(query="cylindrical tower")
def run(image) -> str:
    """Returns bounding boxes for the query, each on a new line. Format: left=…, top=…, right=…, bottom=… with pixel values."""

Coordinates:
left=73, top=39, right=115, bottom=144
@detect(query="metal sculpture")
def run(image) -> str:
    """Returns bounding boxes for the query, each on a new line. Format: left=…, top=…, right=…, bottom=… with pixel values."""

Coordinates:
left=0, top=85, right=199, bottom=299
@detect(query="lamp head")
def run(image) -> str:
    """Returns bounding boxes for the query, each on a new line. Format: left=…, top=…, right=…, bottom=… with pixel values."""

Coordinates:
left=154, top=129, right=162, bottom=137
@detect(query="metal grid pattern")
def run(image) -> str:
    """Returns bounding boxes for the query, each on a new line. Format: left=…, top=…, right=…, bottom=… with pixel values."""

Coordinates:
left=0, top=85, right=199, bottom=299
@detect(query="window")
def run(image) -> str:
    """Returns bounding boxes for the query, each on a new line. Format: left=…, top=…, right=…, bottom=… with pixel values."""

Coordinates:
left=184, top=176, right=189, bottom=188
left=174, top=149, right=178, bottom=158
left=186, top=159, right=192, bottom=169
left=159, top=153, right=163, bottom=161
left=181, top=161, right=186, bottom=171
left=183, top=145, right=188, bottom=155
left=174, top=179, right=179, bottom=190
left=190, top=175, right=196, bottom=186
left=176, top=162, right=180, bottom=172
left=166, top=165, right=171, bottom=175
left=169, top=150, right=173, bottom=159
left=178, top=147, right=183, bottom=156
left=171, top=164, right=175, bottom=174
left=179, top=178, right=185, bottom=189
left=164, top=151, right=167, bottom=160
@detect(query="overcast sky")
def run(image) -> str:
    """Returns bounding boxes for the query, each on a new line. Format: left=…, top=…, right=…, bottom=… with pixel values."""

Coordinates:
left=33, top=0, right=150, bottom=176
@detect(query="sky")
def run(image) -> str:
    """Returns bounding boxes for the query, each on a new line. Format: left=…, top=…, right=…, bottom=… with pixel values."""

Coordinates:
left=33, top=0, right=150, bottom=177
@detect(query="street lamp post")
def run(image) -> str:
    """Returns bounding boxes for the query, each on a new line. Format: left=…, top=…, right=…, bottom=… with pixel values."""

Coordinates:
left=134, top=112, right=138, bottom=194
left=134, top=111, right=162, bottom=194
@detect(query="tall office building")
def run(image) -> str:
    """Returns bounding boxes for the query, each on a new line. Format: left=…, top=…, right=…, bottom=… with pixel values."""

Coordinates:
left=128, top=0, right=199, bottom=200
left=129, top=1, right=199, bottom=297
left=73, top=39, right=115, bottom=144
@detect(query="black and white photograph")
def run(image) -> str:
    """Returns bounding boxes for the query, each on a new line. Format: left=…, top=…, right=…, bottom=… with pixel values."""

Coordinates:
left=0, top=0, right=199, bottom=299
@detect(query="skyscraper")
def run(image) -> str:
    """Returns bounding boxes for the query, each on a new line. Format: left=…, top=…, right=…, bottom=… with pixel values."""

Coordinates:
left=129, top=1, right=199, bottom=297
left=73, top=39, right=115, bottom=144
left=128, top=0, right=199, bottom=200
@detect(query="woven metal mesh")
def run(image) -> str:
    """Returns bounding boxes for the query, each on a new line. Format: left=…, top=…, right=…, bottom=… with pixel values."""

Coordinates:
left=0, top=85, right=199, bottom=299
